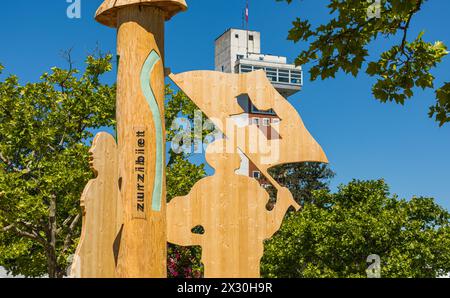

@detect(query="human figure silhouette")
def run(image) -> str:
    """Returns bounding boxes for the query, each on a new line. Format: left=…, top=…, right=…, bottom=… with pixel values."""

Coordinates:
left=167, top=139, right=299, bottom=278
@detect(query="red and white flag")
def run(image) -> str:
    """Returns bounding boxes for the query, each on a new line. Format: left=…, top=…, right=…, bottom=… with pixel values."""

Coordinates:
left=245, top=3, right=249, bottom=23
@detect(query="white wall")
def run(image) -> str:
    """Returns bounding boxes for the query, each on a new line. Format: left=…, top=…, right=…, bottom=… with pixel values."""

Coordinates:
left=215, top=28, right=261, bottom=73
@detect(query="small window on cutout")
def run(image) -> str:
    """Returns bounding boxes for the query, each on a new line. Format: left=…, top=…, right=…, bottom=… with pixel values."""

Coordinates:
left=263, top=118, right=270, bottom=126
left=253, top=171, right=261, bottom=179
left=272, top=118, right=280, bottom=124
left=252, top=118, right=260, bottom=126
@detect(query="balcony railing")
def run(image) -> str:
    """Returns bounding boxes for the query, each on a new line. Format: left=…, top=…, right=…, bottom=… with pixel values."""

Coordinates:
left=235, top=63, right=303, bottom=86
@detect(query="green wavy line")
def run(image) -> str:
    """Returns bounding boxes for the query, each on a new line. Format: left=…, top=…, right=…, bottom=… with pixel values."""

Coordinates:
left=140, top=50, right=163, bottom=212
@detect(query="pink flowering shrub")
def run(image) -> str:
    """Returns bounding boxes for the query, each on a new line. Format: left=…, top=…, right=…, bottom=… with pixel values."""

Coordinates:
left=167, top=244, right=203, bottom=278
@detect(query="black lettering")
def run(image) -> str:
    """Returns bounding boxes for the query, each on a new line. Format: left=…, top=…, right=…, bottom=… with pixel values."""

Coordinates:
left=135, top=156, right=145, bottom=165
left=137, top=174, right=145, bottom=183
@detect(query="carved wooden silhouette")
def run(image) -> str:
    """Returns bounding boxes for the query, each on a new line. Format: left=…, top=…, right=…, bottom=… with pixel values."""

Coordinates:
left=169, top=70, right=328, bottom=198
left=167, top=70, right=328, bottom=277
left=70, top=133, right=122, bottom=278
left=167, top=140, right=298, bottom=278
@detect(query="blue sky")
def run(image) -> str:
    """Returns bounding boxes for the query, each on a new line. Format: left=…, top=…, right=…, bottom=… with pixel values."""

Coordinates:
left=0, top=0, right=449, bottom=209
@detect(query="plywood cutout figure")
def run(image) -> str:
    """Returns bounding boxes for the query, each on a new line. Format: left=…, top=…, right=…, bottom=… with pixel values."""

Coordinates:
left=167, top=139, right=299, bottom=278
left=168, top=70, right=328, bottom=278
left=70, top=133, right=122, bottom=278
left=169, top=70, right=328, bottom=197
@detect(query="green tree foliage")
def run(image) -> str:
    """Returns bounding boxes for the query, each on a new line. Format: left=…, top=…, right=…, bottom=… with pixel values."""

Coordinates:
left=278, top=0, right=450, bottom=126
left=262, top=179, right=450, bottom=278
left=0, top=53, right=116, bottom=277
left=267, top=162, right=335, bottom=207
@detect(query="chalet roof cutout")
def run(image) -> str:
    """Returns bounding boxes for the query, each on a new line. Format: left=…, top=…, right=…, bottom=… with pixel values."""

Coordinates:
left=96, top=0, right=188, bottom=27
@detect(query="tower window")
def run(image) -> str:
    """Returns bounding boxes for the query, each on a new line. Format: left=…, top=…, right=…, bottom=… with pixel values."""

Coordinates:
left=235, top=34, right=239, bottom=38
left=249, top=35, right=254, bottom=41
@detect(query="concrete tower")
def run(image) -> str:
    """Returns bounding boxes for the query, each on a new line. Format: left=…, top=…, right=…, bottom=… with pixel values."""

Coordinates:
left=214, top=28, right=303, bottom=181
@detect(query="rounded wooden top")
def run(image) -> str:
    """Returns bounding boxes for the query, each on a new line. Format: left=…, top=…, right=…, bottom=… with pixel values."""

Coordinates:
left=96, top=0, right=188, bottom=27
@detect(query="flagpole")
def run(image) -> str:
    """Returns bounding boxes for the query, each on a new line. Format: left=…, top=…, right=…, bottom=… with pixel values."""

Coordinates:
left=246, top=0, right=249, bottom=58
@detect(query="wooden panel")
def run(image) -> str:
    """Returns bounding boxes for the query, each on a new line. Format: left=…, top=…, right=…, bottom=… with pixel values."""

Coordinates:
left=167, top=70, right=328, bottom=277
left=167, top=140, right=300, bottom=278
left=96, top=0, right=188, bottom=27
left=70, top=133, right=122, bottom=278
left=169, top=70, right=328, bottom=194
left=114, top=5, right=167, bottom=278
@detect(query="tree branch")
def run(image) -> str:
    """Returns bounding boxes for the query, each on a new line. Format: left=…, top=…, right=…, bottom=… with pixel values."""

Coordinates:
left=0, top=151, right=32, bottom=174
left=59, top=48, right=75, bottom=94
left=399, top=0, right=423, bottom=54
left=2, top=223, right=47, bottom=246
left=56, top=215, right=73, bottom=235
left=61, top=213, right=81, bottom=255
left=48, top=195, right=57, bottom=247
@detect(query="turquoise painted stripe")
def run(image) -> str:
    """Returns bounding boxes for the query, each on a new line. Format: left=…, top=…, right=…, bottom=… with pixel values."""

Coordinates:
left=140, top=50, right=163, bottom=212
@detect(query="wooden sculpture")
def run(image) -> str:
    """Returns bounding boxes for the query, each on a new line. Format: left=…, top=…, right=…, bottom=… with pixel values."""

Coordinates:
left=167, top=70, right=328, bottom=277
left=169, top=70, right=328, bottom=168
left=73, top=0, right=328, bottom=278
left=71, top=0, right=187, bottom=278
left=167, top=140, right=300, bottom=278
left=71, top=133, right=122, bottom=278
left=97, top=0, right=187, bottom=278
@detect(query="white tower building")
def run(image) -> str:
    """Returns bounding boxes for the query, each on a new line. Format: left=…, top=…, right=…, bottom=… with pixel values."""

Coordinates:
left=214, top=28, right=304, bottom=180
left=215, top=28, right=303, bottom=97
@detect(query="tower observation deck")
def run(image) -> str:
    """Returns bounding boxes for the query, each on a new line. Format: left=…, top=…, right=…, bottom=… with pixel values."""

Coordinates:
left=215, top=28, right=303, bottom=98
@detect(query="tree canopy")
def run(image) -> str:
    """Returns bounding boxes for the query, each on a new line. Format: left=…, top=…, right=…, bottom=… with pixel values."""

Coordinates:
left=0, top=53, right=115, bottom=277
left=262, top=179, right=450, bottom=278
left=278, top=0, right=450, bottom=126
